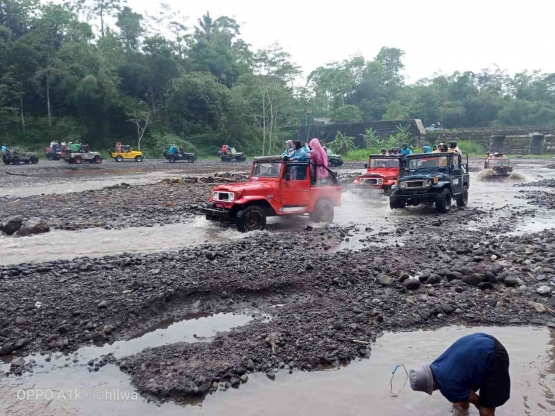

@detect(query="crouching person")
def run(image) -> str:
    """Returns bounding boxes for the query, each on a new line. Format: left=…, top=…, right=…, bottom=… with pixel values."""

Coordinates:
left=410, top=333, right=510, bottom=416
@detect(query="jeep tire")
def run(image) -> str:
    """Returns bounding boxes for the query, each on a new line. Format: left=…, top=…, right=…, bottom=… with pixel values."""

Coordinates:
left=435, top=188, right=452, bottom=213
left=135, top=155, right=144, bottom=162
left=30, top=156, right=39, bottom=164
left=456, top=185, right=468, bottom=207
left=310, top=199, right=334, bottom=223
left=187, top=156, right=195, bottom=163
left=12, top=157, right=20, bottom=165
left=389, top=197, right=405, bottom=209
left=168, top=156, right=176, bottom=163
left=236, top=205, right=266, bottom=232
left=116, top=155, right=123, bottom=162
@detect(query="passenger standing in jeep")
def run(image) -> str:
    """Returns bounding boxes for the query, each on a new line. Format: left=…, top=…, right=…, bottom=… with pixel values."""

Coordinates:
left=308, top=138, right=328, bottom=183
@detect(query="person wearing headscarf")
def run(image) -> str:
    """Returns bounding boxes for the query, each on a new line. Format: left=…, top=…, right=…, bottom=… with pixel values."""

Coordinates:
left=308, top=138, right=329, bottom=181
left=288, top=141, right=309, bottom=161
left=282, top=140, right=294, bottom=157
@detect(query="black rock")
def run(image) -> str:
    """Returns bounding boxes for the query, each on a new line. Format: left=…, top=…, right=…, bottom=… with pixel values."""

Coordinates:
left=2, top=216, right=24, bottom=235
left=478, top=282, right=494, bottom=291
left=441, top=304, right=455, bottom=315
left=0, top=344, right=15, bottom=355
left=230, top=377, right=240, bottom=387
left=488, top=298, right=498, bottom=307
left=266, top=370, right=276, bottom=380
left=427, top=275, right=441, bottom=285
left=246, top=359, right=255, bottom=371
left=305, top=263, right=314, bottom=271
left=97, top=300, right=110, bottom=309
left=235, top=367, right=247, bottom=376
left=13, top=338, right=28, bottom=350
left=58, top=324, right=71, bottom=334
left=403, top=279, right=421, bottom=290
left=504, top=276, right=518, bottom=287
left=462, top=274, right=482, bottom=286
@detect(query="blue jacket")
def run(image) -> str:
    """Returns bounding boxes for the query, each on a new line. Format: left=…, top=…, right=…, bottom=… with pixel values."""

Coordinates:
left=1, top=145, right=6, bottom=153
left=400, top=147, right=413, bottom=156
left=282, top=146, right=294, bottom=157
left=423, top=146, right=431, bottom=153
left=289, top=148, right=309, bottom=161
left=168, top=146, right=176, bottom=155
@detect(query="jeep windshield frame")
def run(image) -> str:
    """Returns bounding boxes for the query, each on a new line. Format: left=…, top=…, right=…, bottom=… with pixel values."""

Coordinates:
left=368, top=155, right=401, bottom=169
left=406, top=153, right=453, bottom=173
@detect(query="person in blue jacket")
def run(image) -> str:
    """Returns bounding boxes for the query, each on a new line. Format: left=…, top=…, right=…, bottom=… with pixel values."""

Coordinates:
left=282, top=140, right=294, bottom=157
left=410, top=333, right=510, bottom=416
left=423, top=145, right=431, bottom=153
left=168, top=144, right=176, bottom=155
left=400, top=143, right=413, bottom=156
left=1, top=144, right=7, bottom=154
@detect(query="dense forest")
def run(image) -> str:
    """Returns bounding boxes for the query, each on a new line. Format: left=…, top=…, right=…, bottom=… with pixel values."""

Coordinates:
left=2, top=0, right=555, bottom=156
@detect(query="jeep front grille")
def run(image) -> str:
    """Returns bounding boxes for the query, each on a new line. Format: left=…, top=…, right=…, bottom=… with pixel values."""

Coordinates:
left=364, top=178, right=378, bottom=185
left=406, top=180, right=424, bottom=188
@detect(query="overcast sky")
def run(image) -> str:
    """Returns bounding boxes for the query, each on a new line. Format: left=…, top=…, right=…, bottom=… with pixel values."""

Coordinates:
left=134, top=0, right=554, bottom=82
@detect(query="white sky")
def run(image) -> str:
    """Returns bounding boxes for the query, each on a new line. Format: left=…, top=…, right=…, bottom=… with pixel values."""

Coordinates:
left=131, top=0, right=555, bottom=82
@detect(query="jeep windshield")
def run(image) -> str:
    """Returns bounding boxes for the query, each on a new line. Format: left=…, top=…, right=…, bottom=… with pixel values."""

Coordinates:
left=252, top=162, right=281, bottom=178
left=408, top=155, right=448, bottom=172
left=369, top=158, right=399, bottom=168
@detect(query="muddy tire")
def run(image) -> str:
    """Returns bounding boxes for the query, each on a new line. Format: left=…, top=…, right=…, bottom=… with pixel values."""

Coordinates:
left=236, top=205, right=266, bottom=232
left=11, top=157, right=20, bottom=165
left=309, top=199, right=335, bottom=223
left=94, top=156, right=102, bottom=164
left=389, top=197, right=405, bottom=209
left=30, top=156, right=38, bottom=164
left=135, top=155, right=144, bottom=162
left=435, top=188, right=452, bottom=213
left=187, top=156, right=195, bottom=163
left=116, top=155, right=123, bottom=162
left=74, top=156, right=82, bottom=164
left=168, top=156, right=176, bottom=163
left=329, top=159, right=338, bottom=167
left=456, top=186, right=468, bottom=207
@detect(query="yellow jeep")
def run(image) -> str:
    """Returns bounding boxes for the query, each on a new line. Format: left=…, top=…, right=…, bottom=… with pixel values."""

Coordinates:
left=111, top=145, right=144, bottom=162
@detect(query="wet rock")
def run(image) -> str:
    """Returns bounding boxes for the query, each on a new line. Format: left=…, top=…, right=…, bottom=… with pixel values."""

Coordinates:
left=230, top=377, right=240, bottom=387
left=440, top=304, right=455, bottom=315
left=97, top=300, right=110, bottom=309
left=533, top=303, right=546, bottom=313
left=377, top=275, right=393, bottom=286
left=305, top=263, right=314, bottom=271
left=240, top=374, right=249, bottom=383
left=536, top=286, right=552, bottom=295
left=266, top=370, right=276, bottom=381
left=205, top=252, right=216, bottom=261
left=15, top=218, right=50, bottom=237
left=2, top=216, right=24, bottom=235
left=10, top=357, right=25, bottom=368
left=235, top=367, right=247, bottom=376
left=504, top=276, right=518, bottom=287
left=14, top=338, right=29, bottom=350
left=427, top=275, right=441, bottom=285
left=246, top=359, right=255, bottom=371
left=462, top=274, right=482, bottom=286
left=58, top=324, right=71, bottom=334
left=403, top=279, right=421, bottom=290
left=478, top=282, right=494, bottom=291
left=0, top=344, right=15, bottom=355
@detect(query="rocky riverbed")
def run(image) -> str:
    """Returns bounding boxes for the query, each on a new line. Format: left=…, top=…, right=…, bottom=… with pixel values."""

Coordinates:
left=0, top=159, right=554, bottom=412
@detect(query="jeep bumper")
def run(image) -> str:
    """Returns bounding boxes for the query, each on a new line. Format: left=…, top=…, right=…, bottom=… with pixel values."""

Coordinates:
left=390, top=190, right=438, bottom=203
left=201, top=207, right=231, bottom=221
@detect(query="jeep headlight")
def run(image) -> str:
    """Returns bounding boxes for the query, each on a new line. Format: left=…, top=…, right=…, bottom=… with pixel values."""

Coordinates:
left=377, top=178, right=383, bottom=185
left=423, top=180, right=431, bottom=187
left=213, top=192, right=218, bottom=200
left=399, top=181, right=407, bottom=189
left=228, top=193, right=235, bottom=202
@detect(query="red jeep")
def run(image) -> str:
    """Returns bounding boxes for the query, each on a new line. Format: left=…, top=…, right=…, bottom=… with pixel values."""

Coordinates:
left=202, top=156, right=342, bottom=232
left=353, top=155, right=404, bottom=196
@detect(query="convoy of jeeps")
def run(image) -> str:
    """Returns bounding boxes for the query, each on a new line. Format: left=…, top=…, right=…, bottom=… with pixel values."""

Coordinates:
left=5, top=139, right=507, bottom=231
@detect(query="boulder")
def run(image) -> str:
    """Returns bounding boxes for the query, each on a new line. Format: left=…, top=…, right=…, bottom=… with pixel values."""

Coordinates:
left=2, top=216, right=24, bottom=235
left=403, top=279, right=421, bottom=290
left=15, top=218, right=50, bottom=237
left=462, top=274, right=482, bottom=286
left=378, top=275, right=393, bottom=286
left=504, top=276, right=518, bottom=287
left=537, top=286, right=552, bottom=295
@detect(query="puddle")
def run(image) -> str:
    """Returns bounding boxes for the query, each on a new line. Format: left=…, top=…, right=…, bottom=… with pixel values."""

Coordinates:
left=0, top=218, right=251, bottom=265
left=0, top=326, right=552, bottom=415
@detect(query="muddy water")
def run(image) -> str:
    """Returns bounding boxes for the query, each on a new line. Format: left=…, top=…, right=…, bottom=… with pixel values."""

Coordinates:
left=0, top=326, right=552, bottom=415
left=0, top=218, right=253, bottom=265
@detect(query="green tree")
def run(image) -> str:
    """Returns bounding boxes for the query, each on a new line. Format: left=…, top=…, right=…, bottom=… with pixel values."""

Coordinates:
left=331, top=105, right=363, bottom=123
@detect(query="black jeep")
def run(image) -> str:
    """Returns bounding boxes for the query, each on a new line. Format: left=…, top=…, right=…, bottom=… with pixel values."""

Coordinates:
left=389, top=152, right=469, bottom=213
left=163, top=147, right=196, bottom=163
left=3, top=149, right=39, bottom=165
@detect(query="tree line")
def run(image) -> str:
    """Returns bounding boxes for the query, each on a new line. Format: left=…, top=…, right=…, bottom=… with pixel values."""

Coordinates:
left=2, top=0, right=555, bottom=156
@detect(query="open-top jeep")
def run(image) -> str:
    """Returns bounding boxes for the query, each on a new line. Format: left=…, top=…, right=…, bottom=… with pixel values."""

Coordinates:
left=484, top=152, right=512, bottom=176
left=353, top=154, right=403, bottom=196
left=389, top=152, right=469, bottom=213
left=3, top=149, right=39, bottom=165
left=63, top=144, right=102, bottom=164
left=202, top=156, right=342, bottom=232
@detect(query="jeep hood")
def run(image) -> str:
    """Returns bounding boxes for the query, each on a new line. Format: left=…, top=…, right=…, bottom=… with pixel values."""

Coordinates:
left=360, top=168, right=399, bottom=179
left=401, top=173, right=445, bottom=181
left=212, top=181, right=275, bottom=192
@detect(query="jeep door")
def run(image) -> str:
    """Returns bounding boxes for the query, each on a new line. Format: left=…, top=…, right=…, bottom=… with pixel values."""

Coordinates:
left=449, top=155, right=463, bottom=195
left=280, top=163, right=310, bottom=213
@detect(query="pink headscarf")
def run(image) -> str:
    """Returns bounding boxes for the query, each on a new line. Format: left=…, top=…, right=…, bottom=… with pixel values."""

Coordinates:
left=309, top=138, right=328, bottom=179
